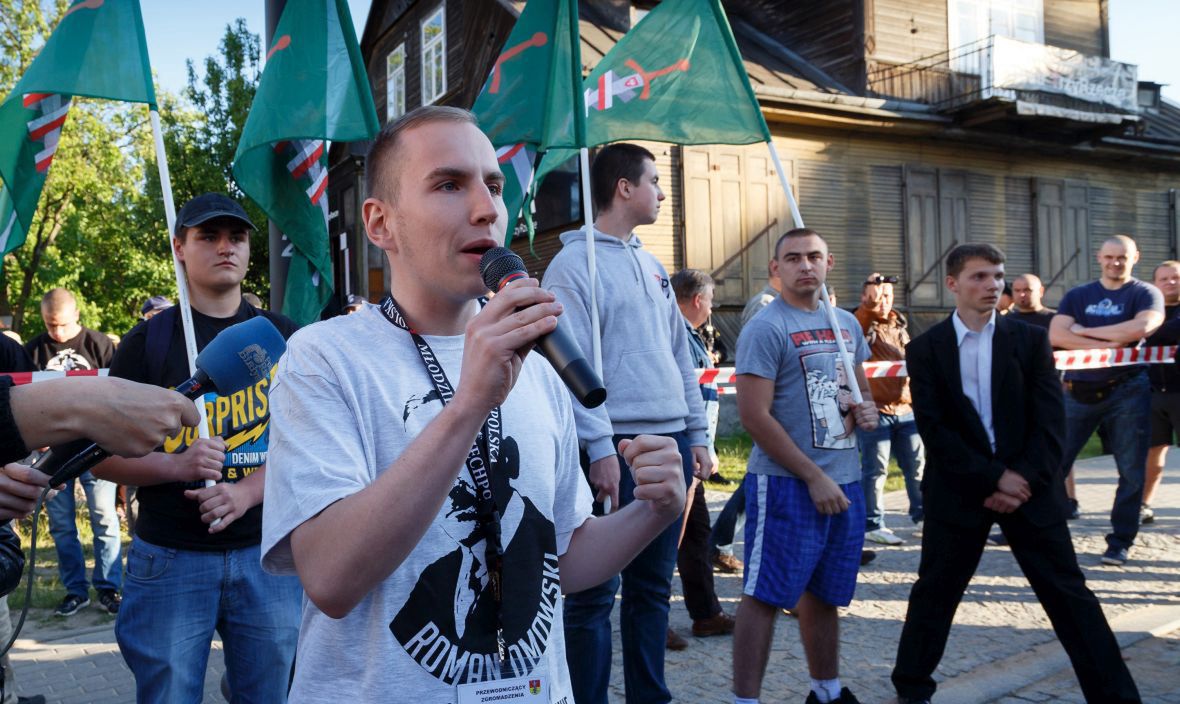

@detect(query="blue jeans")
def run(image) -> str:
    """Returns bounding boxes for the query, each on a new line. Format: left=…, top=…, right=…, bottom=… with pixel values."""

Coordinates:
left=857, top=412, right=925, bottom=531
left=709, top=474, right=746, bottom=551
left=47, top=470, right=122, bottom=596
left=563, top=431, right=694, bottom=704
left=116, top=538, right=302, bottom=703
left=1061, top=371, right=1150, bottom=551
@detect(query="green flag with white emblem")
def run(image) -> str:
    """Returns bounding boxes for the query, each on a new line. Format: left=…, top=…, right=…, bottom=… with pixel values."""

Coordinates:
left=232, top=0, right=378, bottom=325
left=0, top=0, right=156, bottom=255
left=535, top=0, right=770, bottom=194
left=470, top=0, right=585, bottom=244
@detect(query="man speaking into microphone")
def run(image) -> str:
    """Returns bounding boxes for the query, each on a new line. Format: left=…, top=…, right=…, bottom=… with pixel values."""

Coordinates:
left=261, top=106, right=687, bottom=704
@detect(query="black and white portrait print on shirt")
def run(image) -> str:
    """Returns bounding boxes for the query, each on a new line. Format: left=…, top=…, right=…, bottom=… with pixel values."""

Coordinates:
left=800, top=350, right=856, bottom=450
left=390, top=402, right=561, bottom=686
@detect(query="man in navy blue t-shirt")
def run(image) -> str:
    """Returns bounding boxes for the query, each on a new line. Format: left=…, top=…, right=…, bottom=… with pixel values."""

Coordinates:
left=1050, top=235, right=1164, bottom=566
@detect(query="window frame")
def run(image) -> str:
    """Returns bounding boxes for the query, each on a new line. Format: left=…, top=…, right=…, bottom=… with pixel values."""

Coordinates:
left=420, top=4, right=447, bottom=105
left=386, top=43, right=406, bottom=120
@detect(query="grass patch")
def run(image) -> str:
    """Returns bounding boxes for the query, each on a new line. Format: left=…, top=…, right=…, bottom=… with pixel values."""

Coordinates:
left=9, top=491, right=130, bottom=610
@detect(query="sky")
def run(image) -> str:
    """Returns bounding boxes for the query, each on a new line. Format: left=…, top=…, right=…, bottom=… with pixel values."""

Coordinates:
left=1107, top=0, right=1178, bottom=103
left=141, top=0, right=374, bottom=96
left=141, top=0, right=1175, bottom=104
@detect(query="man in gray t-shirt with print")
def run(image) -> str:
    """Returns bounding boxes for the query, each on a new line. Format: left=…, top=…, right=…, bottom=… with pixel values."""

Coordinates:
left=733, top=228, right=877, bottom=704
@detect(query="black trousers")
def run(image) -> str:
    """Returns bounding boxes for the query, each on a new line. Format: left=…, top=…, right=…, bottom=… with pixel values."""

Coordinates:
left=892, top=512, right=1140, bottom=703
left=677, top=480, right=722, bottom=621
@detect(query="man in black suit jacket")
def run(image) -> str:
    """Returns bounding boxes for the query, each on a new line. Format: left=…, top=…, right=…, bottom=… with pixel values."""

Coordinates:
left=891, top=243, right=1139, bottom=704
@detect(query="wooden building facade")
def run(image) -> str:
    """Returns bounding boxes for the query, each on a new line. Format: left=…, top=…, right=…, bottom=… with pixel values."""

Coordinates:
left=331, top=0, right=1180, bottom=344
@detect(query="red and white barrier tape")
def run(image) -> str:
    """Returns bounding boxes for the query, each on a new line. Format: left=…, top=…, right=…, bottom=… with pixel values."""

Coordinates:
left=1, top=369, right=109, bottom=384
left=701, top=345, right=1177, bottom=391
left=6, top=345, right=1175, bottom=392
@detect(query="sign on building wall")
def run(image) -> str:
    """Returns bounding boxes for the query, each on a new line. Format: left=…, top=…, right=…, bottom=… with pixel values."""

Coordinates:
left=990, top=35, right=1138, bottom=112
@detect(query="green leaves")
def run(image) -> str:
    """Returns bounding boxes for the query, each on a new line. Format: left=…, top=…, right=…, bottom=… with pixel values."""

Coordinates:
left=1, top=13, right=268, bottom=340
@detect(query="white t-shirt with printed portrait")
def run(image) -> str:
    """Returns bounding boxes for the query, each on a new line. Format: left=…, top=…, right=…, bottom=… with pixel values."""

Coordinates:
left=262, top=305, right=593, bottom=704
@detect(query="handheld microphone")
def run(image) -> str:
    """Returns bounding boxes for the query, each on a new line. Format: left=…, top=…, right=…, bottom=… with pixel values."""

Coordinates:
left=480, top=247, right=607, bottom=409
left=42, top=317, right=289, bottom=486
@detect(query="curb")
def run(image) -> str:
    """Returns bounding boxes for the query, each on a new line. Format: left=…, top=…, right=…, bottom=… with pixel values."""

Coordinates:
left=895, top=603, right=1180, bottom=704
left=14, top=621, right=114, bottom=646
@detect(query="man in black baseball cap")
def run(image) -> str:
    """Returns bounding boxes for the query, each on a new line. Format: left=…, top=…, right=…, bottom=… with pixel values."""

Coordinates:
left=95, top=192, right=303, bottom=701
left=140, top=296, right=172, bottom=320
left=173, top=192, right=256, bottom=235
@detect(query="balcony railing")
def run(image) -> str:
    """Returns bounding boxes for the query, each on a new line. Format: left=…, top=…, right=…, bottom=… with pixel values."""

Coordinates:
left=868, top=35, right=1139, bottom=123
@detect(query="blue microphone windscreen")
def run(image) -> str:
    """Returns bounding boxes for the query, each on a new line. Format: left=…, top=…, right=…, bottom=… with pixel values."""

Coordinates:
left=195, top=317, right=287, bottom=394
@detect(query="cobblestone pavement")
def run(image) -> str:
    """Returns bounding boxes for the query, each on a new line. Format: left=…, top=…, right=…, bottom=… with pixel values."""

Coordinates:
left=995, top=629, right=1180, bottom=704
left=5, top=454, right=1178, bottom=703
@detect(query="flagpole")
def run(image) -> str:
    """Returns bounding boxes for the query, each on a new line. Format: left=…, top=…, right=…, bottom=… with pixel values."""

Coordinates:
left=150, top=108, right=218, bottom=493
left=765, top=140, right=863, bottom=405
left=579, top=147, right=603, bottom=375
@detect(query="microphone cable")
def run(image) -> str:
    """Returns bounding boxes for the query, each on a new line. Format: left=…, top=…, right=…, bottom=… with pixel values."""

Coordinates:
left=0, top=484, right=50, bottom=660
left=1, top=448, right=78, bottom=661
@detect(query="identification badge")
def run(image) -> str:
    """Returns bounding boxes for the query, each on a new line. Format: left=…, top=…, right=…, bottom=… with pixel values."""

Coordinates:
left=457, top=675, right=548, bottom=703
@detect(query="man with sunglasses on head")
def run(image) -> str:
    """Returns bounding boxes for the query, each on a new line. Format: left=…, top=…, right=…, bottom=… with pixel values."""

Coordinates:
left=853, top=274, right=924, bottom=547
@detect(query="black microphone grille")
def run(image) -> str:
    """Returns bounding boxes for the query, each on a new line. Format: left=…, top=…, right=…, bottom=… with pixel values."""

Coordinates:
left=480, top=246, right=527, bottom=291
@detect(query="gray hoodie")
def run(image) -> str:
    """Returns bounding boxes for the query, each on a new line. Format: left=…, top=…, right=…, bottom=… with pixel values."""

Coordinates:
left=542, top=228, right=709, bottom=462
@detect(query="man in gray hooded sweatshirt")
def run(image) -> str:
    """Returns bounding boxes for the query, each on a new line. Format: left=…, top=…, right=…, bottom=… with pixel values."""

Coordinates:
left=542, top=143, right=712, bottom=704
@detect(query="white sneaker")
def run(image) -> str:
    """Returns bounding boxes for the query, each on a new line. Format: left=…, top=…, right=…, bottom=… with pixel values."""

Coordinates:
left=912, top=521, right=923, bottom=539
left=866, top=528, right=904, bottom=545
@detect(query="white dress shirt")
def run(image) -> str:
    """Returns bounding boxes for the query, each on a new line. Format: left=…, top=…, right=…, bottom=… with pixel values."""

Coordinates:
left=952, top=310, right=997, bottom=451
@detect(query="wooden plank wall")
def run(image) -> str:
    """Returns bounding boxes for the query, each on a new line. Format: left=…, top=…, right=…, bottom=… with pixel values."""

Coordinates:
left=870, top=0, right=947, bottom=64
left=746, top=0, right=863, bottom=90
left=754, top=124, right=1180, bottom=312
left=869, top=0, right=1107, bottom=65
left=1044, top=0, right=1105, bottom=56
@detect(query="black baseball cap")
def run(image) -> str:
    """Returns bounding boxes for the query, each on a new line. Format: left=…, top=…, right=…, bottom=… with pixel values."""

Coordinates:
left=175, top=193, right=256, bottom=235
left=140, top=295, right=172, bottom=316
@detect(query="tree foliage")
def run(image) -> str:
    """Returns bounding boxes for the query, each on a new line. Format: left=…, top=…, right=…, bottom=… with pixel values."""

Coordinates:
left=0, top=7, right=268, bottom=340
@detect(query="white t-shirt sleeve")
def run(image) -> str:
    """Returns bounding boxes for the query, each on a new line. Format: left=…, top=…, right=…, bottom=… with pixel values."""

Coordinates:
left=261, top=338, right=372, bottom=575
left=547, top=368, right=594, bottom=556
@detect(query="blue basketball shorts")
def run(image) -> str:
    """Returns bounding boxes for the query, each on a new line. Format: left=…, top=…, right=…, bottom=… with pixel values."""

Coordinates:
left=742, top=473, right=866, bottom=608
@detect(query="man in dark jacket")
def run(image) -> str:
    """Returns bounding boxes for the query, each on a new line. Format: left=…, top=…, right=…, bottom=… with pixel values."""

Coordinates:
left=892, top=243, right=1139, bottom=704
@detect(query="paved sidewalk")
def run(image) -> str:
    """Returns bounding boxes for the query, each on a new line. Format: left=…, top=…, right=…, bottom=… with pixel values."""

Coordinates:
left=5, top=453, right=1178, bottom=703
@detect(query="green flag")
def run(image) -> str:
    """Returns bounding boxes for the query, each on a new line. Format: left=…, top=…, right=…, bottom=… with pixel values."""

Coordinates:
left=233, top=0, right=378, bottom=326
left=470, top=0, right=585, bottom=243
left=582, top=0, right=768, bottom=146
left=0, top=0, right=157, bottom=255
left=535, top=0, right=770, bottom=195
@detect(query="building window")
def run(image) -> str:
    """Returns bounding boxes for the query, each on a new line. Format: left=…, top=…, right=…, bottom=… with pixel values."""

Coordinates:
left=949, top=0, right=1043, bottom=72
left=386, top=44, right=405, bottom=120
left=421, top=5, right=446, bottom=105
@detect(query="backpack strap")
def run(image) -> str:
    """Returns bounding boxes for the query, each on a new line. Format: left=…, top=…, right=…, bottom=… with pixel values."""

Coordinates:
left=144, top=305, right=179, bottom=385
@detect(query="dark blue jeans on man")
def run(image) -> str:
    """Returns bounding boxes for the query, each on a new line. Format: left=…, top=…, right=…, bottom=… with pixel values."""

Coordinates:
left=857, top=412, right=924, bottom=531
left=1061, top=371, right=1150, bottom=552
left=563, top=431, right=694, bottom=704
left=116, top=539, right=301, bottom=702
left=47, top=470, right=123, bottom=599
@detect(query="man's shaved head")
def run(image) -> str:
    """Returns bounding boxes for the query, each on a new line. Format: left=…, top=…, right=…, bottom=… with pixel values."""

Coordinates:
left=364, top=105, right=479, bottom=203
left=40, top=287, right=77, bottom=314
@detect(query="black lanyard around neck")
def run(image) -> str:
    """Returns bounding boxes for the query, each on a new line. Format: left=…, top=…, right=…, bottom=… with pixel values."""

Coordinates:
left=377, top=294, right=507, bottom=664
